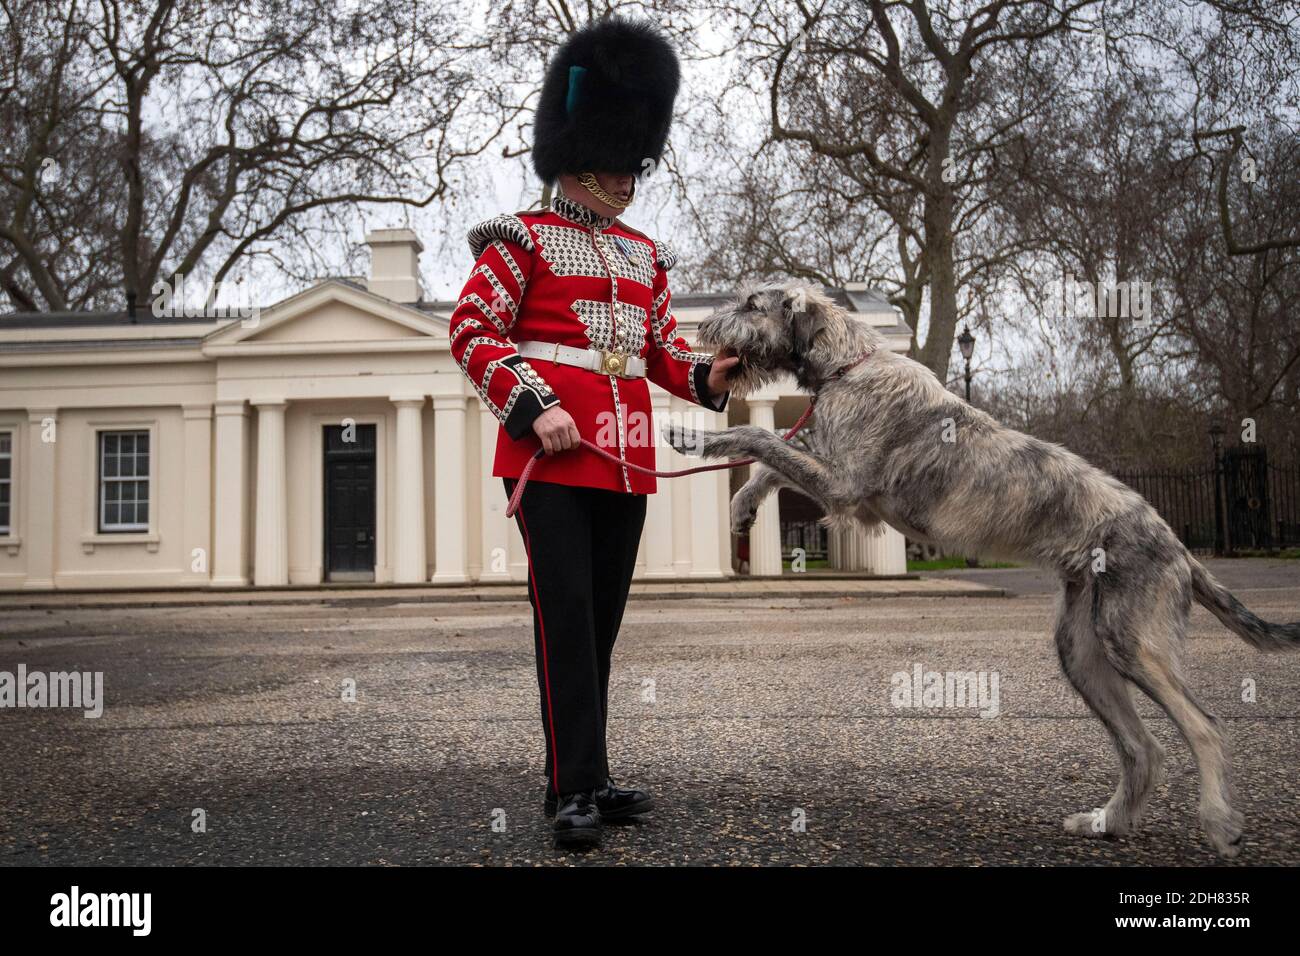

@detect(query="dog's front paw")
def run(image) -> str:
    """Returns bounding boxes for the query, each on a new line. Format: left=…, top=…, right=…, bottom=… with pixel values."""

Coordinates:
left=729, top=492, right=758, bottom=534
left=663, top=423, right=708, bottom=457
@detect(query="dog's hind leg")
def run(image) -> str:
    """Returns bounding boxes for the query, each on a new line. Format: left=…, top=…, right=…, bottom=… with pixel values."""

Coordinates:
left=1092, top=562, right=1243, bottom=858
left=1056, top=578, right=1166, bottom=841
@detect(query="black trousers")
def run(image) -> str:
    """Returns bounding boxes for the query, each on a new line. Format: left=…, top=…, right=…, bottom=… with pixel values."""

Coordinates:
left=503, top=477, right=647, bottom=796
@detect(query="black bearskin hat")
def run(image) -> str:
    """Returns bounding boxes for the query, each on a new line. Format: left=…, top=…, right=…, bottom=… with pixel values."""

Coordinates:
left=531, top=17, right=680, bottom=183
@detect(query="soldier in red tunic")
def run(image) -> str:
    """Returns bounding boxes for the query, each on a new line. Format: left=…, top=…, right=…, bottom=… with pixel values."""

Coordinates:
left=449, top=17, right=737, bottom=848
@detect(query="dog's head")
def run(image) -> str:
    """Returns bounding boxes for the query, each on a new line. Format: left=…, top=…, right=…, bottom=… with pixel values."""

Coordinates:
left=697, top=280, right=868, bottom=394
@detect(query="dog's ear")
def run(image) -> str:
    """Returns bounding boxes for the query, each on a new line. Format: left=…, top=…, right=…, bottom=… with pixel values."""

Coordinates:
left=783, top=286, right=824, bottom=363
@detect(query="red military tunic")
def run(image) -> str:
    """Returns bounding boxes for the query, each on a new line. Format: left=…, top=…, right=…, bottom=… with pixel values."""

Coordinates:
left=448, top=193, right=727, bottom=493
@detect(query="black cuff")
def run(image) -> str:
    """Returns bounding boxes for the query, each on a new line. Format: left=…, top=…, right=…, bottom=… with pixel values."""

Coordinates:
left=694, top=361, right=730, bottom=412
left=503, top=389, right=560, bottom=440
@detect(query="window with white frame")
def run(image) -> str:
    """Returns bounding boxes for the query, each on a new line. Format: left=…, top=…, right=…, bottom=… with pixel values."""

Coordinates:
left=0, top=431, right=11, bottom=534
left=98, top=430, right=150, bottom=532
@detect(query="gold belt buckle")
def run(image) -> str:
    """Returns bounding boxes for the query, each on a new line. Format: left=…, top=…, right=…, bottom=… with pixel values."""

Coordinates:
left=600, top=350, right=628, bottom=377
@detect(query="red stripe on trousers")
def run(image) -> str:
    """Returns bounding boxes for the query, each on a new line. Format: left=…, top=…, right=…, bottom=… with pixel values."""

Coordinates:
left=517, top=509, right=561, bottom=792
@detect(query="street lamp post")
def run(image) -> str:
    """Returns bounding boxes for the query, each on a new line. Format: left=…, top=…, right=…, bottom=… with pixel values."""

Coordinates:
left=1209, top=423, right=1227, bottom=556
left=959, top=324, right=979, bottom=568
left=957, top=326, right=976, bottom=403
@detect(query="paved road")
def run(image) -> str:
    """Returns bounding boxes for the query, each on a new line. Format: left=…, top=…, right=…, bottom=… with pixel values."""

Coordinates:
left=2, top=574, right=1298, bottom=866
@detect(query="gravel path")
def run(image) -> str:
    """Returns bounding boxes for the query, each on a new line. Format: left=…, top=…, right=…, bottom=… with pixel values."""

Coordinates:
left=2, top=576, right=1297, bottom=866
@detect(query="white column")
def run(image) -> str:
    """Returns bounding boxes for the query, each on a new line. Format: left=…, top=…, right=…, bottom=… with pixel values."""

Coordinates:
left=830, top=522, right=908, bottom=574
left=829, top=526, right=852, bottom=570
left=669, top=397, right=693, bottom=576
left=432, top=395, right=468, bottom=583
left=717, top=444, right=734, bottom=575
left=688, top=405, right=727, bottom=578
left=867, top=525, right=908, bottom=574
left=746, top=398, right=783, bottom=575
left=391, top=396, right=428, bottom=583
left=642, top=390, right=676, bottom=576
left=182, top=404, right=213, bottom=584
left=252, top=399, right=288, bottom=586
left=212, top=400, right=249, bottom=586
left=477, top=405, right=513, bottom=582
left=22, top=408, right=58, bottom=590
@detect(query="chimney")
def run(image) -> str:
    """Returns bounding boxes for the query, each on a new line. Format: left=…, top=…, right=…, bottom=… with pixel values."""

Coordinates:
left=364, top=228, right=425, bottom=304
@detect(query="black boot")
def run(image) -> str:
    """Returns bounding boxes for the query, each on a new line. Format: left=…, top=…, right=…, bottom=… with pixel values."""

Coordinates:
left=552, top=790, right=602, bottom=849
left=546, top=777, right=654, bottom=821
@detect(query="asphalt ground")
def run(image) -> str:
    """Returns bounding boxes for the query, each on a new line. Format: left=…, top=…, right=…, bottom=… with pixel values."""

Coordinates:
left=1, top=564, right=1298, bottom=866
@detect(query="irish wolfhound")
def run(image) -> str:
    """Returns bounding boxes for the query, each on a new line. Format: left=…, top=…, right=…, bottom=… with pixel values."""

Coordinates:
left=663, top=280, right=1300, bottom=858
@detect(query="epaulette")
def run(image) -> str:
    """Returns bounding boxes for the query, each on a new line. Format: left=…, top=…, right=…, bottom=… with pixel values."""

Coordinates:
left=467, top=214, right=535, bottom=259
left=614, top=221, right=678, bottom=271
left=652, top=238, right=678, bottom=271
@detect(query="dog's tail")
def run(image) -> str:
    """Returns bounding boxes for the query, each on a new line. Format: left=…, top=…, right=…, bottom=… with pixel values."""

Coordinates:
left=1189, top=557, right=1300, bottom=652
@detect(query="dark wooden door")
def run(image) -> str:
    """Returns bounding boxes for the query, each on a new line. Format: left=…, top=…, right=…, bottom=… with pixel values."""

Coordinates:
left=324, top=424, right=376, bottom=579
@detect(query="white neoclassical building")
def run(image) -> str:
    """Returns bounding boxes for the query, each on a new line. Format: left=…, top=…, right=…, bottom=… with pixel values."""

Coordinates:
left=0, top=229, right=911, bottom=591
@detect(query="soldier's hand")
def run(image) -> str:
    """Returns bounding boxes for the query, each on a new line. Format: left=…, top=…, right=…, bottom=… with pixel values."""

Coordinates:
left=707, top=355, right=741, bottom=399
left=532, top=406, right=581, bottom=455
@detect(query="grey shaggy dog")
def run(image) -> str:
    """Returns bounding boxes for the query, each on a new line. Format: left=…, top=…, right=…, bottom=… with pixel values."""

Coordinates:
left=664, top=280, right=1300, bottom=859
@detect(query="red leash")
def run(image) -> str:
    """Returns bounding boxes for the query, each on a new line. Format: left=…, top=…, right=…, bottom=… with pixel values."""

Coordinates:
left=503, top=348, right=875, bottom=518
left=506, top=399, right=817, bottom=518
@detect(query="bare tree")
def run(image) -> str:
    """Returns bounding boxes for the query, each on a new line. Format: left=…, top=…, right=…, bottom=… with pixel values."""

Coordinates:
left=703, top=0, right=1113, bottom=380
left=1163, top=126, right=1300, bottom=431
left=681, top=140, right=909, bottom=293
left=0, top=0, right=500, bottom=313
left=996, top=73, right=1186, bottom=418
left=1158, top=0, right=1300, bottom=447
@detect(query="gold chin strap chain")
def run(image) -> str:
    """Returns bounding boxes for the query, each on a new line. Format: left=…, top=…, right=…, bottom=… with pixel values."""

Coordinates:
left=577, top=171, right=634, bottom=209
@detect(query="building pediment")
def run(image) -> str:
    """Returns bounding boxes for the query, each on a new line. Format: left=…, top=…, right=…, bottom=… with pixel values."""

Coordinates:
left=203, top=280, right=448, bottom=356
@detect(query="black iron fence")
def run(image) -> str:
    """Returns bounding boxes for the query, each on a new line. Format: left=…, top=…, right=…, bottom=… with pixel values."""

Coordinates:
left=1113, top=464, right=1219, bottom=553
left=1265, top=456, right=1300, bottom=549
left=1116, top=446, right=1300, bottom=555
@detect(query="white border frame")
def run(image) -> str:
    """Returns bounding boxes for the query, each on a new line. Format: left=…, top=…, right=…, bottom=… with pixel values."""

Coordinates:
left=97, top=428, right=151, bottom=532
left=308, top=411, right=388, bottom=585
left=82, top=417, right=160, bottom=552
left=0, top=422, right=16, bottom=552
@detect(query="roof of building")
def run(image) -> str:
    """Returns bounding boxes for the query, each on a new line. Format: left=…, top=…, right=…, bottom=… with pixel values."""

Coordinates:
left=0, top=309, right=228, bottom=330
left=844, top=285, right=895, bottom=310
left=1, top=280, right=912, bottom=342
left=415, top=287, right=908, bottom=324
left=0, top=336, right=207, bottom=352
left=412, top=290, right=743, bottom=314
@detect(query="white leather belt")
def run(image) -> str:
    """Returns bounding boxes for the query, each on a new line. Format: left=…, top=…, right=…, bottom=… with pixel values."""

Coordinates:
left=515, top=340, right=646, bottom=379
